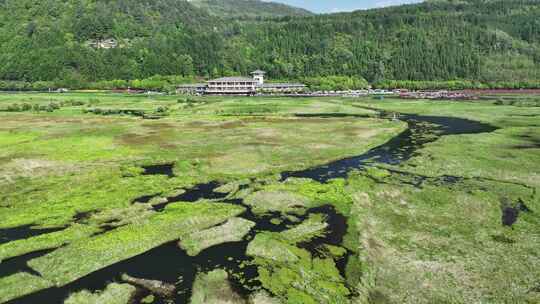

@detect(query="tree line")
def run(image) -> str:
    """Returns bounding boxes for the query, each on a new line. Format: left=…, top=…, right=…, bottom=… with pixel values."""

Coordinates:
left=0, top=0, right=538, bottom=89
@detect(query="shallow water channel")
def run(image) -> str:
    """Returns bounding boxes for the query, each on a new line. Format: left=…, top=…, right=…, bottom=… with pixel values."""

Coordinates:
left=283, top=113, right=497, bottom=182
left=5, top=112, right=497, bottom=304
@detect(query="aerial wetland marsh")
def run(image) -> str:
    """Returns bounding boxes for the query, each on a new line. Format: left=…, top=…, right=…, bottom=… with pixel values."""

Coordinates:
left=0, top=93, right=539, bottom=304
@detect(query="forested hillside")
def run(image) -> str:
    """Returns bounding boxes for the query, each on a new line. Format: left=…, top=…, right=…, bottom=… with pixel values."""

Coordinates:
left=0, top=0, right=538, bottom=88
left=235, top=0, right=540, bottom=83
left=189, top=0, right=313, bottom=18
left=0, top=0, right=219, bottom=84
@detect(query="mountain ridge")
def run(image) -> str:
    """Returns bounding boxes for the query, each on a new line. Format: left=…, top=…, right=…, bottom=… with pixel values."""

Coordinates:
left=0, top=0, right=538, bottom=85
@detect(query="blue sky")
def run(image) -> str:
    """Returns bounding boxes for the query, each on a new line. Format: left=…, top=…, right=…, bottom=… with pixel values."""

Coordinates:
left=269, top=0, right=423, bottom=13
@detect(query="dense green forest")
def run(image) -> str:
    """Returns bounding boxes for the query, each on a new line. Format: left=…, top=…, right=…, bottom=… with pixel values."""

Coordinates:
left=0, top=0, right=538, bottom=89
left=189, top=0, right=313, bottom=18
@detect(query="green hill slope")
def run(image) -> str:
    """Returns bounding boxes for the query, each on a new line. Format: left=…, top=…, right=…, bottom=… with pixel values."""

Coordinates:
left=0, top=0, right=219, bottom=82
left=189, top=0, right=313, bottom=18
left=0, top=0, right=538, bottom=86
left=233, top=0, right=540, bottom=83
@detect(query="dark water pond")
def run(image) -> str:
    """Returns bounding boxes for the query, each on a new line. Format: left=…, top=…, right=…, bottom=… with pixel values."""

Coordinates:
left=0, top=249, right=56, bottom=278
left=166, top=182, right=227, bottom=203
left=7, top=112, right=498, bottom=304
left=0, top=225, right=66, bottom=245
left=10, top=241, right=259, bottom=304
left=500, top=198, right=533, bottom=227
left=141, top=164, right=175, bottom=178
left=132, top=193, right=161, bottom=204
left=8, top=203, right=347, bottom=304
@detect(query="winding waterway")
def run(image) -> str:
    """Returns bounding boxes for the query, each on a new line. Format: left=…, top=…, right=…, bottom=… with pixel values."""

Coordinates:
left=282, top=113, right=497, bottom=182
left=5, top=112, right=498, bottom=304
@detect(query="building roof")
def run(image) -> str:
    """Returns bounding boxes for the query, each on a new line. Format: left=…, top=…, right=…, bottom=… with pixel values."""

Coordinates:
left=261, top=83, right=306, bottom=88
left=177, top=83, right=207, bottom=88
left=251, top=70, right=266, bottom=75
left=208, top=77, right=256, bottom=83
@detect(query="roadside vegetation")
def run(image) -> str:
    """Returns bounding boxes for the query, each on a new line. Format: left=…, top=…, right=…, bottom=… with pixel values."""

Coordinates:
left=0, top=93, right=538, bottom=304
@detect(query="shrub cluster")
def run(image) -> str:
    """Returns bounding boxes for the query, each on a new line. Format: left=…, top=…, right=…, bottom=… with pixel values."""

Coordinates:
left=83, top=105, right=171, bottom=118
left=83, top=108, right=146, bottom=117
left=62, top=100, right=86, bottom=107
left=3, top=102, right=61, bottom=112
left=155, top=106, right=169, bottom=113
left=1, top=99, right=88, bottom=113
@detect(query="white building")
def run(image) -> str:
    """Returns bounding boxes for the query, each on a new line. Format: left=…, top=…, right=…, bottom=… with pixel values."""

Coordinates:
left=176, top=70, right=306, bottom=95
left=206, top=77, right=258, bottom=95
left=251, top=70, right=266, bottom=85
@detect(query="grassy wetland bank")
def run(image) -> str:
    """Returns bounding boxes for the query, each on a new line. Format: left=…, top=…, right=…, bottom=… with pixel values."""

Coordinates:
left=0, top=93, right=539, bottom=304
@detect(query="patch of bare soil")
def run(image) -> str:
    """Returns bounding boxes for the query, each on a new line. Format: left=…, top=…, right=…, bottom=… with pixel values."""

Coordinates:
left=0, top=158, right=76, bottom=183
